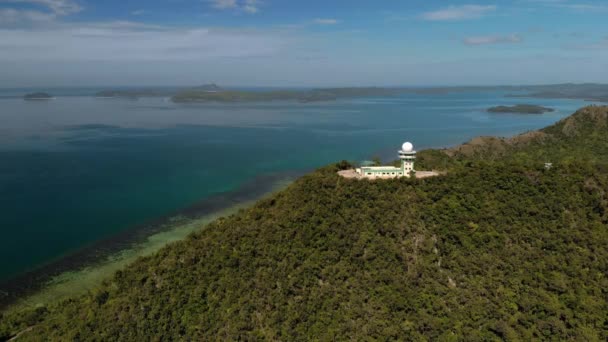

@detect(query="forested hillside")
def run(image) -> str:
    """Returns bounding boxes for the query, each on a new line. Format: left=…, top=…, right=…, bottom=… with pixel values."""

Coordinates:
left=2, top=107, right=607, bottom=341
left=417, top=105, right=608, bottom=170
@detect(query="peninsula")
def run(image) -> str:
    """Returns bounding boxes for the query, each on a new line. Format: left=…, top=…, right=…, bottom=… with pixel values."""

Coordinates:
left=487, top=104, right=554, bottom=114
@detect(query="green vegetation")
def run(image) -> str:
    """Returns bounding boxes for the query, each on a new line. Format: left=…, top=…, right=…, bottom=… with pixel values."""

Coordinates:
left=23, top=93, right=53, bottom=100
left=487, top=104, right=554, bottom=114
left=2, top=106, right=608, bottom=340
left=7, top=203, right=255, bottom=313
left=424, top=105, right=608, bottom=167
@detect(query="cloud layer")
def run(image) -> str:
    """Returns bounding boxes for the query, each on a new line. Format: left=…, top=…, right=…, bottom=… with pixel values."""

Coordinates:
left=313, top=18, right=339, bottom=25
left=0, top=0, right=607, bottom=87
left=0, top=0, right=81, bottom=25
left=0, top=21, right=289, bottom=61
left=421, top=5, right=496, bottom=21
left=463, top=34, right=523, bottom=46
left=1, top=0, right=81, bottom=15
left=210, top=0, right=260, bottom=14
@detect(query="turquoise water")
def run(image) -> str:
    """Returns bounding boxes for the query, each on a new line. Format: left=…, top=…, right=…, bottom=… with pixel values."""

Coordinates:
left=0, top=91, right=595, bottom=283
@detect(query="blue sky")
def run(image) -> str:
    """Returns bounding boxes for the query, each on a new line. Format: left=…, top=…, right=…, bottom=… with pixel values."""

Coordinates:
left=0, top=0, right=607, bottom=87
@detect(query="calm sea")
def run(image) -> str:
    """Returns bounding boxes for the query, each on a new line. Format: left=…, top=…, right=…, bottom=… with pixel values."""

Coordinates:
left=0, top=89, right=594, bottom=284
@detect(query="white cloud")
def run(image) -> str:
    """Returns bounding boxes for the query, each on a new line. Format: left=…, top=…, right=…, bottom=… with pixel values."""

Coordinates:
left=554, top=3, right=608, bottom=11
left=1, top=0, right=82, bottom=15
left=421, top=5, right=496, bottom=21
left=242, top=0, right=259, bottom=13
left=0, top=7, right=53, bottom=24
left=526, top=0, right=608, bottom=11
left=0, top=21, right=289, bottom=61
left=0, top=0, right=81, bottom=25
left=313, top=18, right=339, bottom=25
left=463, top=34, right=523, bottom=46
left=210, top=0, right=237, bottom=9
left=209, top=0, right=260, bottom=14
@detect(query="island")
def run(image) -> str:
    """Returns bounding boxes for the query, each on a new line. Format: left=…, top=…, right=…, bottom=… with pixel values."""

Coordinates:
left=90, top=83, right=608, bottom=103
left=505, top=83, right=608, bottom=102
left=171, top=87, right=404, bottom=103
left=95, top=84, right=223, bottom=99
left=487, top=104, right=555, bottom=114
left=94, top=89, right=174, bottom=99
left=190, top=83, right=223, bottom=92
left=23, top=92, right=53, bottom=100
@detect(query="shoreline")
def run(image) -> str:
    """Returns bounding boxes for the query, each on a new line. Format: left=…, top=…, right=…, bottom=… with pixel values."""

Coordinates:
left=0, top=171, right=302, bottom=312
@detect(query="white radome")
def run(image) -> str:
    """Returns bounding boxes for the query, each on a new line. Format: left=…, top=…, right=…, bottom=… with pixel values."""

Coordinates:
left=402, top=142, right=414, bottom=152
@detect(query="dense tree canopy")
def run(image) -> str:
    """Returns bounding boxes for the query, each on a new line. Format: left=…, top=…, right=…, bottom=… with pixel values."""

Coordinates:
left=1, top=106, right=607, bottom=341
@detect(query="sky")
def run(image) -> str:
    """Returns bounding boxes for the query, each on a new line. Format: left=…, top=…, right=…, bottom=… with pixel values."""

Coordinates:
left=0, top=0, right=607, bottom=87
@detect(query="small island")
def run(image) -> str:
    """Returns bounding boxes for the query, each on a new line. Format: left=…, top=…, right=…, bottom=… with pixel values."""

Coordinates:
left=191, top=83, right=223, bottom=92
left=487, top=104, right=554, bottom=114
left=23, top=92, right=54, bottom=101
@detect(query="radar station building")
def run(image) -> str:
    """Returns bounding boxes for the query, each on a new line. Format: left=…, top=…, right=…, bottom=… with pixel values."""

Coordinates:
left=355, top=142, right=416, bottom=179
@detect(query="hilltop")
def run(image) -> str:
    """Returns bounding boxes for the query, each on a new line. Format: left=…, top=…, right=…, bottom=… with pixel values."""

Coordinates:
left=421, top=106, right=608, bottom=163
left=1, top=106, right=607, bottom=340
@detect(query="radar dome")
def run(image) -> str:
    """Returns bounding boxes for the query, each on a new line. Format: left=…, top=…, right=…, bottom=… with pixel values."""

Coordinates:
left=402, top=142, right=414, bottom=152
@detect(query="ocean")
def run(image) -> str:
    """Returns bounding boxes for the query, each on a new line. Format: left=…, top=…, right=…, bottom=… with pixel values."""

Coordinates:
left=0, top=88, right=595, bottom=301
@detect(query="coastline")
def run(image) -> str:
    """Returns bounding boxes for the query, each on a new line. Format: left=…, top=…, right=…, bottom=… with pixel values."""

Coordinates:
left=8, top=205, right=249, bottom=311
left=0, top=94, right=594, bottom=313
left=0, top=171, right=300, bottom=312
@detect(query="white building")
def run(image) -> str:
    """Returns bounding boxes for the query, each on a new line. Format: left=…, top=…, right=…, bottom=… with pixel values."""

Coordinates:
left=355, top=142, right=416, bottom=179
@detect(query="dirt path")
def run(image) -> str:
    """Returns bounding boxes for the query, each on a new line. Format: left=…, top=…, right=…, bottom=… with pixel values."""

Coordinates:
left=7, top=326, right=34, bottom=341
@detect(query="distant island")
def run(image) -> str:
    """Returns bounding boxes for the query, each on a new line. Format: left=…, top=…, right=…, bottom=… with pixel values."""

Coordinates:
left=190, top=83, right=223, bottom=92
left=92, top=83, right=608, bottom=103
left=95, top=84, right=224, bottom=99
left=171, top=84, right=607, bottom=104
left=23, top=92, right=53, bottom=100
left=171, top=87, right=404, bottom=103
left=94, top=89, right=174, bottom=99
left=487, top=104, right=555, bottom=114
left=505, top=83, right=608, bottom=103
